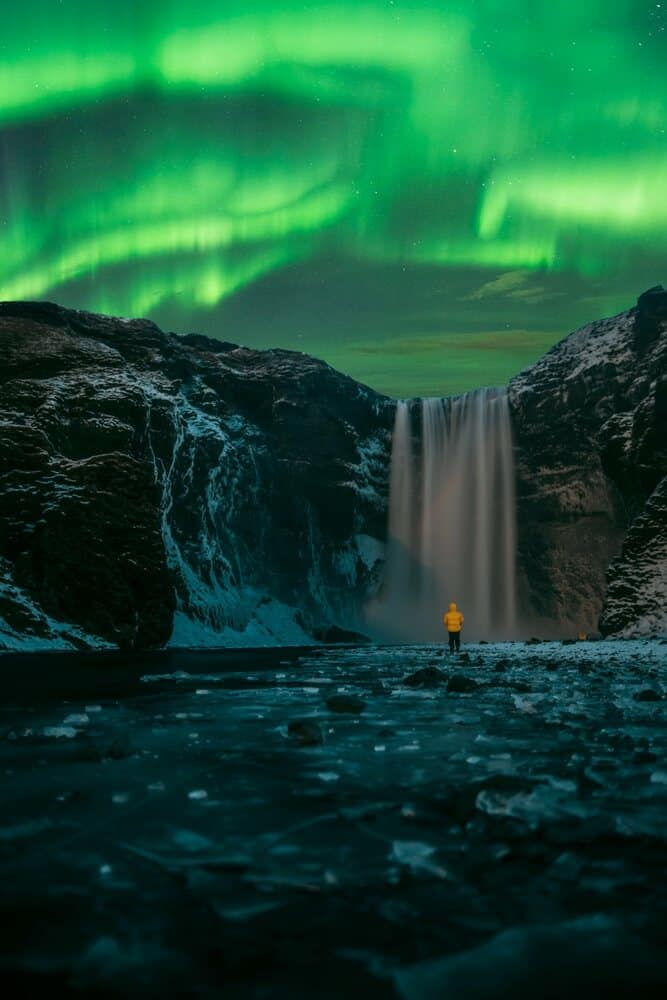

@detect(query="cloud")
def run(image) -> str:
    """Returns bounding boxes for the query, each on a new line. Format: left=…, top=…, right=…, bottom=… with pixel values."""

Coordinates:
left=510, top=285, right=564, bottom=304
left=464, top=270, right=563, bottom=305
left=464, top=271, right=530, bottom=301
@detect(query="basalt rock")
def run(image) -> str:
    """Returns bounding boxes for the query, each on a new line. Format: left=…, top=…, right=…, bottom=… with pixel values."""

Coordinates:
left=1, top=286, right=664, bottom=650
left=509, top=286, right=667, bottom=636
left=598, top=475, right=667, bottom=637
left=0, top=300, right=392, bottom=650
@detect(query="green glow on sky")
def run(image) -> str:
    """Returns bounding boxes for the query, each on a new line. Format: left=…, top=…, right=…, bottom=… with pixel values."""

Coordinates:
left=0, top=1, right=664, bottom=395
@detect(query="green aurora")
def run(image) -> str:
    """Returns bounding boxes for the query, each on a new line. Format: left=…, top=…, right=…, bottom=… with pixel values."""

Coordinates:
left=0, top=1, right=665, bottom=396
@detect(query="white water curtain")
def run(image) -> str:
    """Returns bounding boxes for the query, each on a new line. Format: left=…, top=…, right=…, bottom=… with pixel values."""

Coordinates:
left=368, top=389, right=518, bottom=641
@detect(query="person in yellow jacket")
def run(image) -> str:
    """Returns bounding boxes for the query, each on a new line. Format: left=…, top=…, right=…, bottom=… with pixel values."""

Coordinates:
left=443, top=602, right=464, bottom=653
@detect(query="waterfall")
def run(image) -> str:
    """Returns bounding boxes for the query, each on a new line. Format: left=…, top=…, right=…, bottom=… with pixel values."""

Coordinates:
left=368, top=387, right=518, bottom=641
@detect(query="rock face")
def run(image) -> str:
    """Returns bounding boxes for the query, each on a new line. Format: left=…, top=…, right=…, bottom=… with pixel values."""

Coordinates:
left=509, top=286, right=667, bottom=636
left=0, top=301, right=392, bottom=650
left=0, top=288, right=664, bottom=650
left=599, top=475, right=667, bottom=636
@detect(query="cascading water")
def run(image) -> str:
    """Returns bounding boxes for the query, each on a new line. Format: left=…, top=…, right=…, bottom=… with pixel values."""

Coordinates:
left=367, top=387, right=518, bottom=641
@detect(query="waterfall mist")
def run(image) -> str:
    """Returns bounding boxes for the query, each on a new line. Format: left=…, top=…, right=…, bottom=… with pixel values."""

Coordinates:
left=367, top=388, right=518, bottom=642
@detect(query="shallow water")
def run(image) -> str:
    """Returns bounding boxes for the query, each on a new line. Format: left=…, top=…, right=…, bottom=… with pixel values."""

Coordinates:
left=2, top=639, right=667, bottom=997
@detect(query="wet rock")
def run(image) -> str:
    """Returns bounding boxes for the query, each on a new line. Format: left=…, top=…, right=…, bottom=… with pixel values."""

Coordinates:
left=76, top=734, right=133, bottom=761
left=447, top=674, right=479, bottom=693
left=394, top=915, right=667, bottom=1000
left=561, top=638, right=577, bottom=645
left=633, top=688, right=662, bottom=702
left=493, top=658, right=510, bottom=672
left=526, top=637, right=543, bottom=645
left=325, top=694, right=366, bottom=715
left=403, top=666, right=448, bottom=688
left=287, top=719, right=324, bottom=746
left=506, top=680, right=532, bottom=693
left=457, top=652, right=471, bottom=664
left=311, top=625, right=371, bottom=645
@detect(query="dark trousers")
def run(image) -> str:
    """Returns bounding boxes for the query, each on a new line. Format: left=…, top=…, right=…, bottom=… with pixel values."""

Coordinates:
left=448, top=630, right=461, bottom=652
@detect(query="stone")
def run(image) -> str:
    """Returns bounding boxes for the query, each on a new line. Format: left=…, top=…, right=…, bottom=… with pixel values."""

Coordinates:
left=311, top=625, right=372, bottom=645
left=325, top=694, right=366, bottom=714
left=403, top=666, right=448, bottom=688
left=287, top=720, right=324, bottom=746
left=633, top=688, right=662, bottom=702
left=507, top=680, right=532, bottom=693
left=447, top=673, right=479, bottom=693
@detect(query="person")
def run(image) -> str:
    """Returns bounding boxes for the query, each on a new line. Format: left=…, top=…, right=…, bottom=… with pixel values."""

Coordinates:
left=443, top=601, right=464, bottom=652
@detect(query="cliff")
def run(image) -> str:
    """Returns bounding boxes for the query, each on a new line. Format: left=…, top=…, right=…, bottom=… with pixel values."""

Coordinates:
left=509, top=286, right=666, bottom=636
left=0, top=301, right=392, bottom=650
left=0, top=287, right=664, bottom=651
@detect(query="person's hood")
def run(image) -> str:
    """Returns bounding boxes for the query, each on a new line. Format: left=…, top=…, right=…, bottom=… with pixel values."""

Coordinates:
left=449, top=602, right=457, bottom=611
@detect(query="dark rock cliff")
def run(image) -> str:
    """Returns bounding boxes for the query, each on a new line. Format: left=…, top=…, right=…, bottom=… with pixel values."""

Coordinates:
left=0, top=289, right=664, bottom=650
left=0, top=301, right=392, bottom=649
left=509, top=286, right=667, bottom=636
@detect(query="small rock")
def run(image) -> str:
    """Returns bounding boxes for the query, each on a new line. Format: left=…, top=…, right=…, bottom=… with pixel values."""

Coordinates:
left=287, top=719, right=324, bottom=745
left=561, top=638, right=577, bottom=645
left=633, top=688, right=662, bottom=702
left=633, top=749, right=658, bottom=764
left=447, top=674, right=479, bottom=694
left=508, top=680, right=532, bottom=693
left=403, top=666, right=448, bottom=688
left=107, top=736, right=133, bottom=760
left=494, top=658, right=510, bottom=672
left=325, top=694, right=366, bottom=715
left=526, top=637, right=543, bottom=645
left=311, top=624, right=371, bottom=644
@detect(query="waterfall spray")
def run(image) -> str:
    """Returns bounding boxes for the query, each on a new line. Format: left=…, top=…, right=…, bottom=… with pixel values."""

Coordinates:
left=368, top=388, right=518, bottom=641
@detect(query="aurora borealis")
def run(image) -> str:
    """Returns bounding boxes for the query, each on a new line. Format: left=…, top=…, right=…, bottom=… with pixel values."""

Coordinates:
left=1, top=2, right=665, bottom=395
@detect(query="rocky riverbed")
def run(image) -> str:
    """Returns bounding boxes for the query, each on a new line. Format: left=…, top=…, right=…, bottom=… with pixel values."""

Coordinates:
left=2, top=639, right=667, bottom=997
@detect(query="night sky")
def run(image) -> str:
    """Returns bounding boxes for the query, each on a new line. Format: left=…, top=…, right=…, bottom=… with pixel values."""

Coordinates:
left=1, top=1, right=665, bottom=396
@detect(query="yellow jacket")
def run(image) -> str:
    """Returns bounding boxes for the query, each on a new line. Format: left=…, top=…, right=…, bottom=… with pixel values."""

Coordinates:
left=443, top=602, right=464, bottom=632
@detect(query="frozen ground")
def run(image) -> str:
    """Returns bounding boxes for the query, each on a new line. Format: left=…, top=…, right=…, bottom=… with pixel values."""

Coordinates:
left=2, top=639, right=667, bottom=998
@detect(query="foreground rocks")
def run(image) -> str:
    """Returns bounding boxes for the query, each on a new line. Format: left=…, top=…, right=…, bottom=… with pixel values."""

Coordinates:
left=1, top=639, right=667, bottom=997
